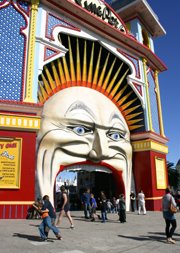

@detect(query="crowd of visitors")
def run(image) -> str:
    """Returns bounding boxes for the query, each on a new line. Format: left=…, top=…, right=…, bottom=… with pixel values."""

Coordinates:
left=28, top=186, right=178, bottom=244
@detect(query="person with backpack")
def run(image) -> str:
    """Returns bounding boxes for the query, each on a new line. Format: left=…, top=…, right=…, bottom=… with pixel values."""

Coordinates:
left=162, top=188, right=177, bottom=244
left=33, top=196, right=62, bottom=241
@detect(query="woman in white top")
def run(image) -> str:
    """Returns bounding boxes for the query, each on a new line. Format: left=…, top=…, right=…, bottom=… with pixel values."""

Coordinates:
left=137, top=190, right=146, bottom=215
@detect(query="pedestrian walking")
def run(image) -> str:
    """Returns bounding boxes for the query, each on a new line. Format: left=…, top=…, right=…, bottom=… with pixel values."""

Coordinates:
left=56, top=185, right=74, bottom=229
left=162, top=188, right=177, bottom=244
left=118, top=194, right=126, bottom=223
left=175, top=190, right=180, bottom=210
left=106, top=199, right=113, bottom=213
left=137, top=190, right=146, bottom=215
left=42, top=195, right=57, bottom=237
left=111, top=197, right=118, bottom=213
left=81, top=188, right=91, bottom=219
left=130, top=191, right=136, bottom=212
left=99, top=191, right=108, bottom=223
left=33, top=198, right=62, bottom=241
left=90, top=193, right=98, bottom=221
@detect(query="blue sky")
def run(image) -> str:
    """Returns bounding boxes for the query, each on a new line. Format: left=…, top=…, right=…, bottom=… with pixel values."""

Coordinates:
left=147, top=0, right=180, bottom=165
left=106, top=0, right=180, bottom=165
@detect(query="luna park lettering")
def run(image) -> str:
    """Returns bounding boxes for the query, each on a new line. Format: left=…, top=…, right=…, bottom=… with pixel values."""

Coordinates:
left=75, top=0, right=125, bottom=31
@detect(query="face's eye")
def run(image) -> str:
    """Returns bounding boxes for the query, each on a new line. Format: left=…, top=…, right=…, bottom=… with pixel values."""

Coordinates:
left=107, top=131, right=125, bottom=141
left=67, top=125, right=93, bottom=136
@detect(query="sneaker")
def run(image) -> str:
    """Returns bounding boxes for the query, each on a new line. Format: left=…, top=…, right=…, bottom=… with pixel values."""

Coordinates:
left=56, top=234, right=62, bottom=240
left=70, top=225, right=74, bottom=229
left=40, top=238, right=48, bottom=242
left=167, top=238, right=176, bottom=244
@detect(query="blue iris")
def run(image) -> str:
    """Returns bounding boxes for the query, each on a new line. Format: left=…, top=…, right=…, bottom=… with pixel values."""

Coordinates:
left=73, top=126, right=86, bottom=135
left=68, top=125, right=93, bottom=136
left=107, top=131, right=125, bottom=141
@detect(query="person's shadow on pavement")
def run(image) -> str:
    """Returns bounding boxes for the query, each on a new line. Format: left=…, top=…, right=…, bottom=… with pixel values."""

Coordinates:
left=13, top=233, right=54, bottom=242
left=118, top=233, right=166, bottom=243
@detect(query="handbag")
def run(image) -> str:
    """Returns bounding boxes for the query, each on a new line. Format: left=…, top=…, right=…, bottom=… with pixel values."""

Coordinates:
left=169, top=197, right=177, bottom=213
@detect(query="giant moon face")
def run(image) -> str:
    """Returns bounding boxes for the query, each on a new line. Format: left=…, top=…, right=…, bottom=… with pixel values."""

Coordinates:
left=36, top=87, right=132, bottom=207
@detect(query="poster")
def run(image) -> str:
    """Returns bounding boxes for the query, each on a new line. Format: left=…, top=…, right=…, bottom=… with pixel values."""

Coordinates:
left=155, top=157, right=167, bottom=189
left=0, top=138, right=22, bottom=188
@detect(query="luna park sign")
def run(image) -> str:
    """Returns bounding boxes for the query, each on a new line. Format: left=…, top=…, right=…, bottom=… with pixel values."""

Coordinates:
left=74, top=0, right=126, bottom=32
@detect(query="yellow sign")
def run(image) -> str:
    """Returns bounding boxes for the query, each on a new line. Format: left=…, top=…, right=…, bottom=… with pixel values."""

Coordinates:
left=155, top=157, right=167, bottom=189
left=0, top=138, right=22, bottom=188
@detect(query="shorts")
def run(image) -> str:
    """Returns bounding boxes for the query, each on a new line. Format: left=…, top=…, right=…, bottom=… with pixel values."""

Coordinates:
left=60, top=204, right=70, bottom=213
left=91, top=208, right=96, bottom=214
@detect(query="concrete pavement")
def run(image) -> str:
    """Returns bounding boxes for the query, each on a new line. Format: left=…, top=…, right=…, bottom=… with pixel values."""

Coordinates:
left=0, top=211, right=180, bottom=253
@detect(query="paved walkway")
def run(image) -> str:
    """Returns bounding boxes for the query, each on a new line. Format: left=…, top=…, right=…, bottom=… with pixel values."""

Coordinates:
left=0, top=211, right=180, bottom=253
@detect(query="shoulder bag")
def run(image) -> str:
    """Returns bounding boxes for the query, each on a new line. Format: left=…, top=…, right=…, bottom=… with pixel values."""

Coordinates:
left=169, top=197, right=177, bottom=213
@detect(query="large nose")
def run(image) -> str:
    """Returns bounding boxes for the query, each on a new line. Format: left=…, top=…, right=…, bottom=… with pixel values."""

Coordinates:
left=88, top=129, right=109, bottom=161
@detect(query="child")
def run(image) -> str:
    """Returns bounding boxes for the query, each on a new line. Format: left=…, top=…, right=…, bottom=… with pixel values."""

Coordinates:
left=90, top=193, right=98, bottom=221
left=33, top=200, right=62, bottom=241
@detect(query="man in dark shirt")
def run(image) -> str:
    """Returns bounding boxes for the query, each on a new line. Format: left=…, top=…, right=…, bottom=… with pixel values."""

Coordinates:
left=82, top=188, right=91, bottom=219
left=42, top=195, right=57, bottom=237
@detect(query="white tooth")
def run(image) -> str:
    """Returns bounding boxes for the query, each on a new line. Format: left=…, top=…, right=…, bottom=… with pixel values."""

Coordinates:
left=37, top=140, right=58, bottom=205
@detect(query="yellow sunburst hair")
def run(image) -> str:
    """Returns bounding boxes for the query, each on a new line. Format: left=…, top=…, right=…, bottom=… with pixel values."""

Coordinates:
left=38, top=33, right=144, bottom=132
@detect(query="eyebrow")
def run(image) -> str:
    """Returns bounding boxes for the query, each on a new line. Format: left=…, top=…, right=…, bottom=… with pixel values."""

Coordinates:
left=65, top=101, right=96, bottom=120
left=109, top=113, right=127, bottom=130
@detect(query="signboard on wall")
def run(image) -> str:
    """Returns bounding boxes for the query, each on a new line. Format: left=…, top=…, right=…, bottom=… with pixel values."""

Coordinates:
left=0, top=138, right=22, bottom=189
left=155, top=157, right=167, bottom=189
left=73, top=0, right=126, bottom=32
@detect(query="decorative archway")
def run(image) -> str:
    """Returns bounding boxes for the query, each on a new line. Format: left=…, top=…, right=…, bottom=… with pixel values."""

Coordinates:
left=36, top=33, right=145, bottom=209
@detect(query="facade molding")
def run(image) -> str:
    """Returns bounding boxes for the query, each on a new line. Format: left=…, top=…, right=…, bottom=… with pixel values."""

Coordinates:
left=0, top=102, right=42, bottom=116
left=132, top=139, right=168, bottom=154
left=145, top=197, right=162, bottom=200
left=0, top=113, right=41, bottom=131
left=0, top=201, right=34, bottom=205
left=142, top=58, right=153, bottom=131
left=154, top=70, right=165, bottom=137
left=131, top=131, right=168, bottom=144
left=24, top=0, right=40, bottom=102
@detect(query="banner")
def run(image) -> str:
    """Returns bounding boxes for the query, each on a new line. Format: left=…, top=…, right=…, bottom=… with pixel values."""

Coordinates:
left=0, top=138, right=22, bottom=188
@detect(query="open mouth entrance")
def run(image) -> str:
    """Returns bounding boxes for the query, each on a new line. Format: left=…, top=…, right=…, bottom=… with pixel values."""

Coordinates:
left=55, top=164, right=124, bottom=210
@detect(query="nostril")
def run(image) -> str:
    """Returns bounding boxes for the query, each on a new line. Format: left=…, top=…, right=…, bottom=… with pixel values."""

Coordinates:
left=88, top=149, right=98, bottom=159
left=88, top=149, right=107, bottom=163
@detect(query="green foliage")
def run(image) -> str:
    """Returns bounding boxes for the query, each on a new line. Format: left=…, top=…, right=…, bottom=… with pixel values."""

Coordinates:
left=167, top=161, right=180, bottom=190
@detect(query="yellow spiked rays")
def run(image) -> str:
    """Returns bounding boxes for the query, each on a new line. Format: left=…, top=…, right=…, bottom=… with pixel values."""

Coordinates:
left=38, top=34, right=144, bottom=132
